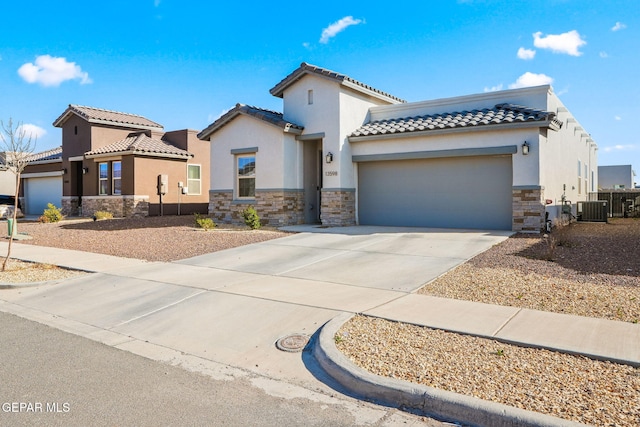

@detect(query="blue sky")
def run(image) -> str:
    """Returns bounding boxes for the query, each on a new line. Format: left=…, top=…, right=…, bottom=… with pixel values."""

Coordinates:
left=1, top=0, right=638, bottom=176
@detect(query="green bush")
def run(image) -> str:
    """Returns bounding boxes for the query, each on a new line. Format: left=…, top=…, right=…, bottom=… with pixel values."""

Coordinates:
left=93, top=211, right=114, bottom=220
left=242, top=206, right=261, bottom=229
left=194, top=213, right=216, bottom=231
left=40, top=203, right=63, bottom=223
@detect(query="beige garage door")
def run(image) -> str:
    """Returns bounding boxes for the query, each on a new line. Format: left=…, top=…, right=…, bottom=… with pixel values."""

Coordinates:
left=357, top=155, right=513, bottom=230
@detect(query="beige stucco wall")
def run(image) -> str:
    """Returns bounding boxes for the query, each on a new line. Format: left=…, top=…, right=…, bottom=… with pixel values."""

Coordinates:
left=209, top=115, right=290, bottom=192
left=281, top=74, right=398, bottom=190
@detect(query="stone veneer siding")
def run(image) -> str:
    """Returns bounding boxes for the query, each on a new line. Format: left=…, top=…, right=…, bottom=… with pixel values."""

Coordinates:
left=209, top=190, right=305, bottom=227
left=61, top=196, right=80, bottom=217
left=321, top=189, right=356, bottom=227
left=77, top=195, right=150, bottom=218
left=512, top=187, right=545, bottom=233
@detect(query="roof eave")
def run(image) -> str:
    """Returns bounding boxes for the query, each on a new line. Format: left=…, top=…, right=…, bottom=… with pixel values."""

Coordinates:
left=26, top=158, right=63, bottom=165
left=86, top=150, right=192, bottom=160
left=198, top=109, right=303, bottom=140
left=349, top=120, right=556, bottom=142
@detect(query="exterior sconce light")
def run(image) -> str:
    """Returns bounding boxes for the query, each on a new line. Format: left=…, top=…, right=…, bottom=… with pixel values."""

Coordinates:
left=325, top=152, right=333, bottom=163
left=62, top=168, right=67, bottom=174
left=82, top=167, right=89, bottom=175
left=522, top=141, right=530, bottom=155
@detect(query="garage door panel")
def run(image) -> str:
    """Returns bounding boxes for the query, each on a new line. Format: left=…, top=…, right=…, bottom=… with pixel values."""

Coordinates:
left=25, top=177, right=63, bottom=215
left=358, top=156, right=512, bottom=230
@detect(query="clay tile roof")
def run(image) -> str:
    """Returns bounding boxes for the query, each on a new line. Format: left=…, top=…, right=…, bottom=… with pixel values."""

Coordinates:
left=269, top=62, right=406, bottom=104
left=85, top=133, right=192, bottom=159
left=349, top=103, right=562, bottom=138
left=53, top=105, right=163, bottom=130
left=197, top=103, right=304, bottom=140
left=25, top=146, right=63, bottom=163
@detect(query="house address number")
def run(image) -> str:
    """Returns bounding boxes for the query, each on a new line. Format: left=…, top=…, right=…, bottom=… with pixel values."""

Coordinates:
left=325, top=170, right=338, bottom=176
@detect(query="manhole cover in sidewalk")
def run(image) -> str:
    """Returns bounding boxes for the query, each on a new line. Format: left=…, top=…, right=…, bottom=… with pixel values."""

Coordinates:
left=275, top=334, right=310, bottom=352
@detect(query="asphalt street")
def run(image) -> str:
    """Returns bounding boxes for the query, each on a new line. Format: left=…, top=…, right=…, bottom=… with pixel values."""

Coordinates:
left=0, top=312, right=443, bottom=427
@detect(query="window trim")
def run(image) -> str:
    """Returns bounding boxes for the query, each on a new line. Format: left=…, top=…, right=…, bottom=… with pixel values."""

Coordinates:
left=186, top=164, right=201, bottom=196
left=98, top=162, right=109, bottom=196
left=236, top=154, right=256, bottom=200
left=112, top=161, right=122, bottom=195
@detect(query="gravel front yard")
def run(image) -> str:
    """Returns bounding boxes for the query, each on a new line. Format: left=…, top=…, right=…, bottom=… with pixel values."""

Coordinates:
left=338, top=219, right=640, bottom=426
left=12, top=215, right=289, bottom=262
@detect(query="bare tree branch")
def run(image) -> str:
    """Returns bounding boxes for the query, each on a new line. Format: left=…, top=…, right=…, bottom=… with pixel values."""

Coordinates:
left=1, top=118, right=37, bottom=271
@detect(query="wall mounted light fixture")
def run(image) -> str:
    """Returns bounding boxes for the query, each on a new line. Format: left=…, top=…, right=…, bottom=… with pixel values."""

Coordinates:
left=62, top=168, right=67, bottom=174
left=522, top=141, right=530, bottom=155
left=82, top=167, right=89, bottom=175
left=325, top=152, right=333, bottom=163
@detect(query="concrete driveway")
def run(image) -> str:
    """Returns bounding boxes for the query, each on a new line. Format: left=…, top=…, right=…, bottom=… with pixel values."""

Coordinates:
left=0, top=226, right=511, bottom=393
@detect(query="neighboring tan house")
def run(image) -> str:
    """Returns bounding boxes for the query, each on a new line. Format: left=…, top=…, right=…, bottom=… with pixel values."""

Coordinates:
left=598, top=165, right=636, bottom=190
left=198, top=62, right=598, bottom=232
left=21, top=146, right=63, bottom=215
left=53, top=105, right=209, bottom=217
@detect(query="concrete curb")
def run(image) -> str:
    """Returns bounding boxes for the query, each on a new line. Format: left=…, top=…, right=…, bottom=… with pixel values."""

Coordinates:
left=313, top=312, right=587, bottom=427
left=0, top=279, right=71, bottom=290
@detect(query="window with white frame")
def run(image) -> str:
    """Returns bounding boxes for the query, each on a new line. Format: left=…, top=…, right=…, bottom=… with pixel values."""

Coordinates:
left=187, top=164, right=201, bottom=195
left=584, top=164, right=588, bottom=195
left=99, top=162, right=109, bottom=195
left=577, top=160, right=582, bottom=194
left=237, top=155, right=255, bottom=199
left=112, top=161, right=122, bottom=195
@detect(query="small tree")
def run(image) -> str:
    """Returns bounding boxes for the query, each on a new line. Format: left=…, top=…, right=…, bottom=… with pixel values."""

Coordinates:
left=0, top=119, right=36, bottom=271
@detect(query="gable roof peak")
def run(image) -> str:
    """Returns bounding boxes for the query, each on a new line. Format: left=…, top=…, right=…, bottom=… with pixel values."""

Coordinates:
left=197, top=103, right=304, bottom=140
left=270, top=62, right=406, bottom=104
left=53, top=104, right=163, bottom=130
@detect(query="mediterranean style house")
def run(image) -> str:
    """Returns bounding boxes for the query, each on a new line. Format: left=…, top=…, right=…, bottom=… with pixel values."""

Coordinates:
left=198, top=63, right=598, bottom=232
left=21, top=105, right=210, bottom=218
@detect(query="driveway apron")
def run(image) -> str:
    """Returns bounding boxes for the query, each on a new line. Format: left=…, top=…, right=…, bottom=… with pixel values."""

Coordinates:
left=0, top=226, right=512, bottom=389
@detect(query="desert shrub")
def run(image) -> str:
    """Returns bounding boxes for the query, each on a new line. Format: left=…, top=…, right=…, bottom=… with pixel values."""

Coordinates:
left=242, top=206, right=261, bottom=229
left=40, top=203, right=63, bottom=223
left=541, top=223, right=574, bottom=261
left=93, top=211, right=114, bottom=220
left=194, top=213, right=216, bottom=231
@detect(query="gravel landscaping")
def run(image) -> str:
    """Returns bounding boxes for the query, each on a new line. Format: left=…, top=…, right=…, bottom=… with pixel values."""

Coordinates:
left=13, top=215, right=290, bottom=262
left=337, top=219, right=640, bottom=426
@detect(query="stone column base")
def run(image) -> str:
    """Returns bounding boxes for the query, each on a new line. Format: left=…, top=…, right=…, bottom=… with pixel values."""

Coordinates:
left=512, top=187, right=545, bottom=233
left=321, top=189, right=356, bottom=227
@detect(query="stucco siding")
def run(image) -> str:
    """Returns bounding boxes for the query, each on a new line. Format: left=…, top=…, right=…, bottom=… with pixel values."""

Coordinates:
left=209, top=115, right=288, bottom=192
left=539, top=93, right=598, bottom=223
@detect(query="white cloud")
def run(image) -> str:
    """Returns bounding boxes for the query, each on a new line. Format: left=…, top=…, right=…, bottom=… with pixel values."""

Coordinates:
left=17, top=124, right=46, bottom=140
left=517, top=47, right=536, bottom=60
left=319, top=16, right=363, bottom=44
left=611, top=22, right=626, bottom=31
left=599, top=51, right=609, bottom=58
left=484, top=84, right=503, bottom=92
left=18, top=55, right=92, bottom=87
left=614, top=116, right=622, bottom=121
left=602, top=144, right=634, bottom=152
left=533, top=30, right=586, bottom=56
left=508, top=72, right=554, bottom=89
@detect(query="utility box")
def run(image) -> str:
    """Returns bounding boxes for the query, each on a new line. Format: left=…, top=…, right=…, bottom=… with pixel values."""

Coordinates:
left=577, top=201, right=608, bottom=222
left=157, top=174, right=168, bottom=195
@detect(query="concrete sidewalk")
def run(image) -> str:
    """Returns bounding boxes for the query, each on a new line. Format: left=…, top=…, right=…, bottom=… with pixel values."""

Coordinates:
left=0, top=227, right=638, bottom=425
